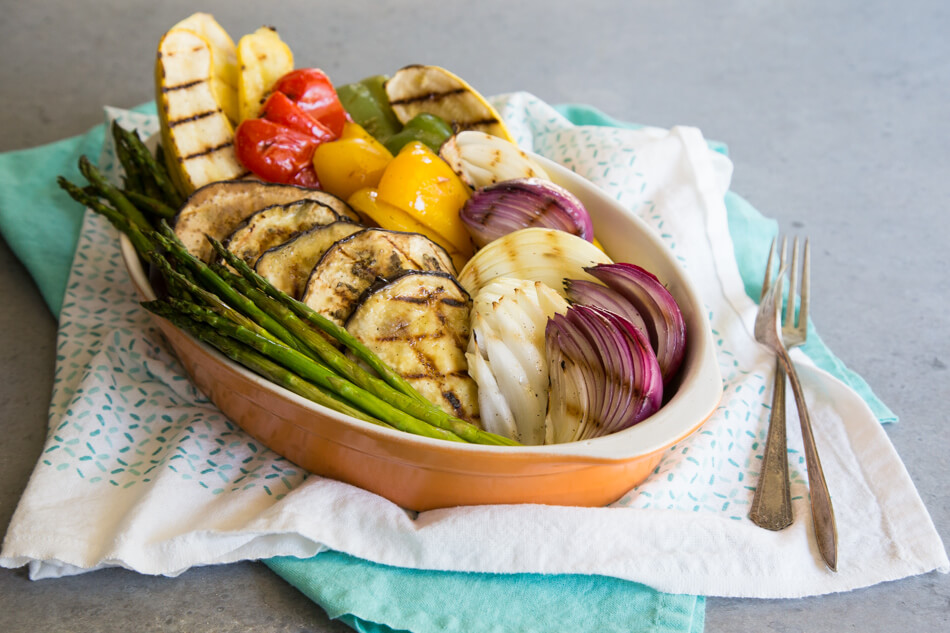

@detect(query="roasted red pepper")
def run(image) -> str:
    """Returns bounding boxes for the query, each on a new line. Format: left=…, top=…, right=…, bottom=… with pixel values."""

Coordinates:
left=259, top=92, right=335, bottom=141
left=273, top=69, right=348, bottom=137
left=234, top=118, right=322, bottom=188
left=235, top=68, right=347, bottom=188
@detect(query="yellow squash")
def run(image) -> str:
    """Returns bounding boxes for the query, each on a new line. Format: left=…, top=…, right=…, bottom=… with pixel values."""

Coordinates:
left=171, top=13, right=239, bottom=123
left=237, top=26, right=294, bottom=122
left=155, top=28, right=246, bottom=195
left=385, top=65, right=513, bottom=141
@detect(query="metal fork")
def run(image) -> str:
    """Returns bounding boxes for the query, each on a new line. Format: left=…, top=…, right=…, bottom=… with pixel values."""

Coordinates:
left=749, top=238, right=796, bottom=531
left=752, top=237, right=838, bottom=571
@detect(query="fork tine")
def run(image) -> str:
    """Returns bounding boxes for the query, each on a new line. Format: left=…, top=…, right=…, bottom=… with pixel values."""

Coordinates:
left=760, top=237, right=778, bottom=301
left=798, top=238, right=810, bottom=330
left=785, top=237, right=800, bottom=327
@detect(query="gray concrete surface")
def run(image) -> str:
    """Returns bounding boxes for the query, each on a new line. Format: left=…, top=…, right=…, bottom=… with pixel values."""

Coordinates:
left=1, top=1, right=947, bottom=631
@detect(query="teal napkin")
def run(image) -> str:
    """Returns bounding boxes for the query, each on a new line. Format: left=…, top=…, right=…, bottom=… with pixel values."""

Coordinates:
left=0, top=101, right=892, bottom=633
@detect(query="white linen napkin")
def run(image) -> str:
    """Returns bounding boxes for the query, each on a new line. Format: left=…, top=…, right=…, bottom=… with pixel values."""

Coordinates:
left=1, top=96, right=945, bottom=598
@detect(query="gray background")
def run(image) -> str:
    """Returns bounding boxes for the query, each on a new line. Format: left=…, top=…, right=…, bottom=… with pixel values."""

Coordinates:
left=1, top=0, right=947, bottom=631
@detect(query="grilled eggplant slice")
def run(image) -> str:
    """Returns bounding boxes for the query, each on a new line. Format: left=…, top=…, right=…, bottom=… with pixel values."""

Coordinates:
left=173, top=180, right=359, bottom=262
left=345, top=271, right=479, bottom=423
left=255, top=220, right=363, bottom=298
left=302, top=228, right=457, bottom=325
left=223, top=200, right=344, bottom=267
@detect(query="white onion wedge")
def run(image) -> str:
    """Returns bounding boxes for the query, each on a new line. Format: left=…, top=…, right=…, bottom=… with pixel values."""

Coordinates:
left=440, top=131, right=550, bottom=189
left=458, top=228, right=612, bottom=298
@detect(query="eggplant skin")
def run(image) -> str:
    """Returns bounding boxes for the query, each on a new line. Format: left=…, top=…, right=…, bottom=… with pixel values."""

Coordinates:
left=255, top=220, right=363, bottom=299
left=173, top=180, right=359, bottom=262
left=345, top=271, right=479, bottom=424
left=223, top=200, right=344, bottom=267
left=301, top=228, right=457, bottom=326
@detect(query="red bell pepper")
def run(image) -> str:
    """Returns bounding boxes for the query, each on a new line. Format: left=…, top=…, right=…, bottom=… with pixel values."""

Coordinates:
left=235, top=68, right=348, bottom=188
left=234, top=118, right=322, bottom=188
left=273, top=69, right=349, bottom=137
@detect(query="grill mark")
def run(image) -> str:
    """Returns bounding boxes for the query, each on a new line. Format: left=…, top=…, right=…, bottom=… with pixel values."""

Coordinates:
left=163, top=78, right=206, bottom=92
left=389, top=88, right=467, bottom=106
left=458, top=118, right=502, bottom=131
left=180, top=141, right=233, bottom=161
left=169, top=108, right=222, bottom=127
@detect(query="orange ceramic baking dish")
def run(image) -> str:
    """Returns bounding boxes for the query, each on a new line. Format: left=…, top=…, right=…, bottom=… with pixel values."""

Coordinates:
left=121, top=155, right=723, bottom=511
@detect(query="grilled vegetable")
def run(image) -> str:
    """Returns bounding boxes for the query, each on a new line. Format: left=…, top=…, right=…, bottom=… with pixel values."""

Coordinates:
left=376, top=141, right=473, bottom=258
left=223, top=199, right=344, bottom=267
left=272, top=69, right=348, bottom=137
left=460, top=178, right=594, bottom=248
left=345, top=271, right=479, bottom=423
left=347, top=188, right=469, bottom=270
left=173, top=180, right=358, bottom=262
left=301, top=228, right=456, bottom=325
left=457, top=227, right=612, bottom=298
left=255, top=220, right=363, bottom=298
left=155, top=28, right=247, bottom=195
left=237, top=26, right=294, bottom=122
left=385, top=64, right=513, bottom=141
left=311, top=122, right=394, bottom=200
left=336, top=74, right=403, bottom=141
left=467, top=278, right=569, bottom=444
left=440, top=131, right=550, bottom=189
left=171, top=12, right=239, bottom=124
left=546, top=305, right=663, bottom=442
left=383, top=112, right=454, bottom=155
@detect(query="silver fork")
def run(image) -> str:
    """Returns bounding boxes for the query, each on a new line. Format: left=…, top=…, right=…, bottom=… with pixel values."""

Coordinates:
left=749, top=238, right=795, bottom=531
left=752, top=237, right=838, bottom=571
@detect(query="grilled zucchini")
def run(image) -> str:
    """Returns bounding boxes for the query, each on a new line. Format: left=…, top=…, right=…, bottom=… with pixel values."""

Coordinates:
left=173, top=180, right=358, bottom=262
left=223, top=200, right=343, bottom=267
left=255, top=220, right=363, bottom=298
left=345, top=271, right=479, bottom=423
left=301, top=228, right=456, bottom=325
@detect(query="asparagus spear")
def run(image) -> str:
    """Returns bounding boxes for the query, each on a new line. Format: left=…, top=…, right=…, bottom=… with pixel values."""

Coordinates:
left=124, top=190, right=177, bottom=220
left=57, top=176, right=154, bottom=258
left=160, top=298, right=466, bottom=443
left=206, top=237, right=426, bottom=403
left=78, top=155, right=152, bottom=232
left=149, top=225, right=307, bottom=355
left=112, top=121, right=144, bottom=194
left=112, top=123, right=184, bottom=208
left=143, top=300, right=392, bottom=430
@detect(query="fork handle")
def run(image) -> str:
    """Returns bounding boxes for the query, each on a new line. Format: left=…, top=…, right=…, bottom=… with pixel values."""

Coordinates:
left=779, top=347, right=839, bottom=572
left=749, top=358, right=794, bottom=530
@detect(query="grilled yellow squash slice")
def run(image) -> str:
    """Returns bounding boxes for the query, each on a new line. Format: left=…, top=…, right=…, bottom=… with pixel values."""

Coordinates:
left=384, top=65, right=513, bottom=141
left=156, top=28, right=247, bottom=195
left=237, top=26, right=294, bottom=122
left=170, top=13, right=239, bottom=124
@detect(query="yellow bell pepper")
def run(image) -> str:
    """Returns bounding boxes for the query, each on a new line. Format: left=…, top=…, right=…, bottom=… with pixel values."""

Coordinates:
left=348, top=187, right=469, bottom=271
left=312, top=122, right=393, bottom=201
left=375, top=141, right=473, bottom=257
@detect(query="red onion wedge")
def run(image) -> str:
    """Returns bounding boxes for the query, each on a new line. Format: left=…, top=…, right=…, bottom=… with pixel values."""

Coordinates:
left=545, top=304, right=663, bottom=442
left=582, top=263, right=687, bottom=385
left=459, top=178, right=595, bottom=248
left=564, top=278, right=650, bottom=338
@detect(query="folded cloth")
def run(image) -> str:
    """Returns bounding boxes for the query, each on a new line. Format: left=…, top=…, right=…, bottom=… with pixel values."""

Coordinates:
left=1, top=96, right=945, bottom=621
